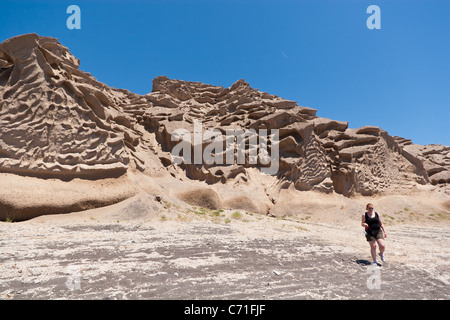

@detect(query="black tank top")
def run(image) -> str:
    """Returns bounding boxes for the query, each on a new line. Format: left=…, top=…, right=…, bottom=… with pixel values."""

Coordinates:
left=365, top=212, right=381, bottom=231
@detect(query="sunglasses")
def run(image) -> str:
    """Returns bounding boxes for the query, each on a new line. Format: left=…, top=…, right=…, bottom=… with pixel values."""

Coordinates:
left=368, top=207, right=374, bottom=210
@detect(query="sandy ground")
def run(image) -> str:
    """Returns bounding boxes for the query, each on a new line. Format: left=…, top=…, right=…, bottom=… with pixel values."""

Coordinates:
left=0, top=191, right=449, bottom=300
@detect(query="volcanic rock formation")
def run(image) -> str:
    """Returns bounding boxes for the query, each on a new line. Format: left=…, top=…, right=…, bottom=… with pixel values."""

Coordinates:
left=0, top=34, right=449, bottom=220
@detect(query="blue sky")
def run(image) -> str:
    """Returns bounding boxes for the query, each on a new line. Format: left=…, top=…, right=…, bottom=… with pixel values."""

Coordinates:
left=1, top=0, right=449, bottom=145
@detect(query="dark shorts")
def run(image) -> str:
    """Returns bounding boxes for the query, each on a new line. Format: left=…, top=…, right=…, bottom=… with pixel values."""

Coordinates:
left=365, top=229, right=384, bottom=241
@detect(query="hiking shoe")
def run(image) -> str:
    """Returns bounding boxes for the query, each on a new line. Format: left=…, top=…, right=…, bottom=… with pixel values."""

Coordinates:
left=379, top=253, right=386, bottom=262
left=372, top=261, right=379, bottom=266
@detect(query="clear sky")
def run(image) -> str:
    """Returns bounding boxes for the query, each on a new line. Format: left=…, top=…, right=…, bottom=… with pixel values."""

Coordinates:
left=1, top=0, right=449, bottom=146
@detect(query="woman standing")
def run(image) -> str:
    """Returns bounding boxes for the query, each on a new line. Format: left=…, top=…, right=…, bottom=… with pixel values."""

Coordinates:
left=361, top=203, right=387, bottom=266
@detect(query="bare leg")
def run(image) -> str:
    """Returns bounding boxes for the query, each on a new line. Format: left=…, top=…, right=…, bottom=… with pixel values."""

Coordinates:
left=377, top=238, right=386, bottom=263
left=376, top=238, right=385, bottom=255
left=369, top=240, right=377, bottom=262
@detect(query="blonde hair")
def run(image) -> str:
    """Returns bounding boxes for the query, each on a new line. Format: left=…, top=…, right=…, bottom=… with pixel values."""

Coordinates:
left=366, top=203, right=374, bottom=210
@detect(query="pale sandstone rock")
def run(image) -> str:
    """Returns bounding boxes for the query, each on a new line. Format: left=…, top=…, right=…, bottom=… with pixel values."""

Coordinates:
left=0, top=34, right=449, bottom=220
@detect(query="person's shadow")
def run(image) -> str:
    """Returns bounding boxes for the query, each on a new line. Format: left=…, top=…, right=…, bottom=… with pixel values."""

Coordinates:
left=356, top=259, right=381, bottom=266
left=356, top=259, right=372, bottom=266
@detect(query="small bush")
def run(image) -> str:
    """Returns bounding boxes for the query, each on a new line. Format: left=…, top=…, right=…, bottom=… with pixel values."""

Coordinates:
left=231, top=211, right=242, bottom=220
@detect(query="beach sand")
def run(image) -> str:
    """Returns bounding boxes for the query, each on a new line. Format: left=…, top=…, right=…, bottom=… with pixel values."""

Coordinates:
left=1, top=191, right=448, bottom=300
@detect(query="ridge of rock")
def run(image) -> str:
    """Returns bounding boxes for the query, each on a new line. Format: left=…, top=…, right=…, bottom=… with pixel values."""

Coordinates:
left=1, top=34, right=449, bottom=220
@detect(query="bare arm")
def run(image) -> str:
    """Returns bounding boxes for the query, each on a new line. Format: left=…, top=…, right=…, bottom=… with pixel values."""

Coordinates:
left=361, top=214, right=368, bottom=228
left=378, top=213, right=387, bottom=237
